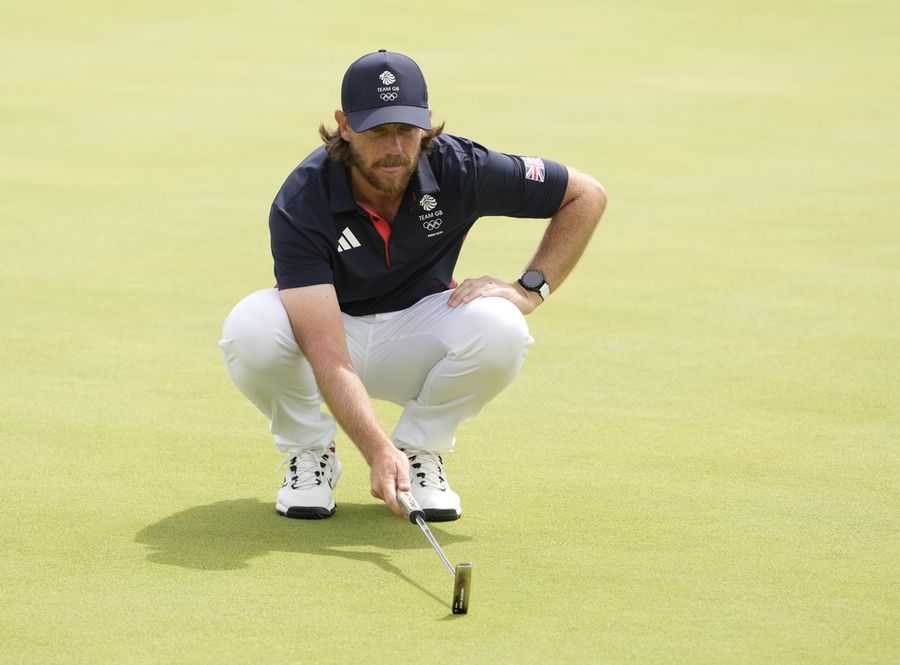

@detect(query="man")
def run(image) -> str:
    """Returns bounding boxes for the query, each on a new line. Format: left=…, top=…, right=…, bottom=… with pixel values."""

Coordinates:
left=219, top=49, right=606, bottom=522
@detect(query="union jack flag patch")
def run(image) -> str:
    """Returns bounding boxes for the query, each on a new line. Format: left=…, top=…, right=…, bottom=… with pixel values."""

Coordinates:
left=521, top=156, right=545, bottom=183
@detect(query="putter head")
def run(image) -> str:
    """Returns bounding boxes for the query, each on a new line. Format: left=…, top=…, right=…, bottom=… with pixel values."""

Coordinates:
left=452, top=562, right=473, bottom=614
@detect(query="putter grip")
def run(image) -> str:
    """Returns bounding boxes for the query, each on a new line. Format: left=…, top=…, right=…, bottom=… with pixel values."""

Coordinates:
left=397, top=490, right=424, bottom=523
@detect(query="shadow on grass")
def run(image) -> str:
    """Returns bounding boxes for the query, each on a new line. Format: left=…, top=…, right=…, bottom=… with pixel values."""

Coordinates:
left=135, top=498, right=472, bottom=609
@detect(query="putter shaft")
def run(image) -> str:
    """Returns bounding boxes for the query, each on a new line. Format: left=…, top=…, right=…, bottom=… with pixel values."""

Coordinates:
left=397, top=490, right=472, bottom=614
left=414, top=515, right=456, bottom=578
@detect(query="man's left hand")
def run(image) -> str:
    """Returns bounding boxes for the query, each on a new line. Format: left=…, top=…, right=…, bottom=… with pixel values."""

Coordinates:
left=447, top=275, right=542, bottom=315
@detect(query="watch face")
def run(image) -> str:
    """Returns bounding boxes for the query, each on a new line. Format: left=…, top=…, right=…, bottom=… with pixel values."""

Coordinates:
left=521, top=270, right=544, bottom=290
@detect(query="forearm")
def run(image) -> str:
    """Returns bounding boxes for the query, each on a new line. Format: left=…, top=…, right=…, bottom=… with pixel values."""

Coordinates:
left=527, top=167, right=607, bottom=292
left=448, top=170, right=607, bottom=314
left=309, top=358, right=395, bottom=464
left=307, top=354, right=411, bottom=515
left=286, top=347, right=408, bottom=516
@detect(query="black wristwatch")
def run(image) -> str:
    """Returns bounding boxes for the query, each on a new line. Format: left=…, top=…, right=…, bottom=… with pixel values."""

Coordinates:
left=518, top=269, right=550, bottom=301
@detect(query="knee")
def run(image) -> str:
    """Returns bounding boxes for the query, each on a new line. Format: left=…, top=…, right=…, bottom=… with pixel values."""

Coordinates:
left=461, top=298, right=533, bottom=371
left=219, top=289, right=298, bottom=372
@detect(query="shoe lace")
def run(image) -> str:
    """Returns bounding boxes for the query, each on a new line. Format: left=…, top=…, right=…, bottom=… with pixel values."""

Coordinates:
left=278, top=450, right=331, bottom=490
left=407, top=451, right=447, bottom=491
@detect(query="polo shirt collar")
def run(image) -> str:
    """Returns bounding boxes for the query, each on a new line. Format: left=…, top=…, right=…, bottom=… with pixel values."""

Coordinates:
left=328, top=152, right=441, bottom=214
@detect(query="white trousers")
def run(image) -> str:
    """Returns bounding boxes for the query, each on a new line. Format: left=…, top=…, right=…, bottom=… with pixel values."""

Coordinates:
left=218, top=288, right=534, bottom=454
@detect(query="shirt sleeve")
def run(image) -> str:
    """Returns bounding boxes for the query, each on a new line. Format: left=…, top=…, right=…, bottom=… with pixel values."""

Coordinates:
left=472, top=144, right=569, bottom=219
left=269, top=203, right=335, bottom=290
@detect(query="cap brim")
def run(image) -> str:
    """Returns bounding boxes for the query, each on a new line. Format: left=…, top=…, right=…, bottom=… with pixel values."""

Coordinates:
left=347, top=106, right=431, bottom=132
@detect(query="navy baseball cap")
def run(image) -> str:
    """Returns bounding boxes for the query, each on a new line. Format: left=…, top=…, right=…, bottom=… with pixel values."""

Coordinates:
left=341, top=50, right=431, bottom=132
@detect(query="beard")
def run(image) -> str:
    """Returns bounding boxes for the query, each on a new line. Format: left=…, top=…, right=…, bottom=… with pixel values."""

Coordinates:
left=347, top=143, right=419, bottom=195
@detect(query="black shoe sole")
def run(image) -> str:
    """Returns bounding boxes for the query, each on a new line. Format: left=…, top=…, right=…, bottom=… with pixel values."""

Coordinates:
left=277, top=505, right=336, bottom=519
left=422, top=508, right=461, bottom=522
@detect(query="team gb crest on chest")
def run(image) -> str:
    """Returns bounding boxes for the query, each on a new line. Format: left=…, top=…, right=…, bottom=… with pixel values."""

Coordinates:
left=417, top=195, right=444, bottom=237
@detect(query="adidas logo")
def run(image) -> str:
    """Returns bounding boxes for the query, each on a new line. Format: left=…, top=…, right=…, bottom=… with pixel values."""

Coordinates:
left=336, top=227, right=361, bottom=253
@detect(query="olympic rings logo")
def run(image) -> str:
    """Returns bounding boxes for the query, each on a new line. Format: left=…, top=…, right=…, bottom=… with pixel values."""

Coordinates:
left=423, top=219, right=442, bottom=231
left=380, top=92, right=398, bottom=102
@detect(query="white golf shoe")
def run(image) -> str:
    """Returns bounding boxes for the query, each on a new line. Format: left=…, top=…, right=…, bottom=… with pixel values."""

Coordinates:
left=405, top=449, right=461, bottom=521
left=276, top=445, right=342, bottom=519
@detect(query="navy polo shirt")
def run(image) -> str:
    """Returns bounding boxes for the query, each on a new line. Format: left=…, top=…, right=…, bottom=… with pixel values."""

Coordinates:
left=269, top=134, right=568, bottom=316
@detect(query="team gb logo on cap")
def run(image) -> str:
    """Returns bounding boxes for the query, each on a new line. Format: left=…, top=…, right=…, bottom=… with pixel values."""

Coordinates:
left=378, top=71, right=399, bottom=101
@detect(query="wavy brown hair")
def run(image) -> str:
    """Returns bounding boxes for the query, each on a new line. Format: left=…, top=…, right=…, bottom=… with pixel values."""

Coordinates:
left=318, top=122, right=446, bottom=164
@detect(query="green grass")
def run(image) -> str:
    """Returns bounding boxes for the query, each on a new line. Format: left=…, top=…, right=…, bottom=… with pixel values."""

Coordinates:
left=2, top=1, right=898, bottom=663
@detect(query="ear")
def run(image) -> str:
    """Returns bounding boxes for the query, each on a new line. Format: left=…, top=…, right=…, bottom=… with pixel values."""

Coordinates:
left=335, top=110, right=352, bottom=141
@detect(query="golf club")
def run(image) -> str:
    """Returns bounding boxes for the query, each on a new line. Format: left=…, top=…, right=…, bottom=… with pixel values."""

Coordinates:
left=397, top=490, right=472, bottom=614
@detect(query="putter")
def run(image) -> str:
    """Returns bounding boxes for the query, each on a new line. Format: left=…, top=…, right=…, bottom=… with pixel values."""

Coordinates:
left=397, top=490, right=472, bottom=614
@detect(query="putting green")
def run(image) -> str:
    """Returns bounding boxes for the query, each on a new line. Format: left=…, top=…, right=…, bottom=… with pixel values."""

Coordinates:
left=2, top=1, right=897, bottom=663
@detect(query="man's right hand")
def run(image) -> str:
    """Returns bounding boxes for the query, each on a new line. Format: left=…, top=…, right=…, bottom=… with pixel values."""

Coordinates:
left=369, top=444, right=413, bottom=518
